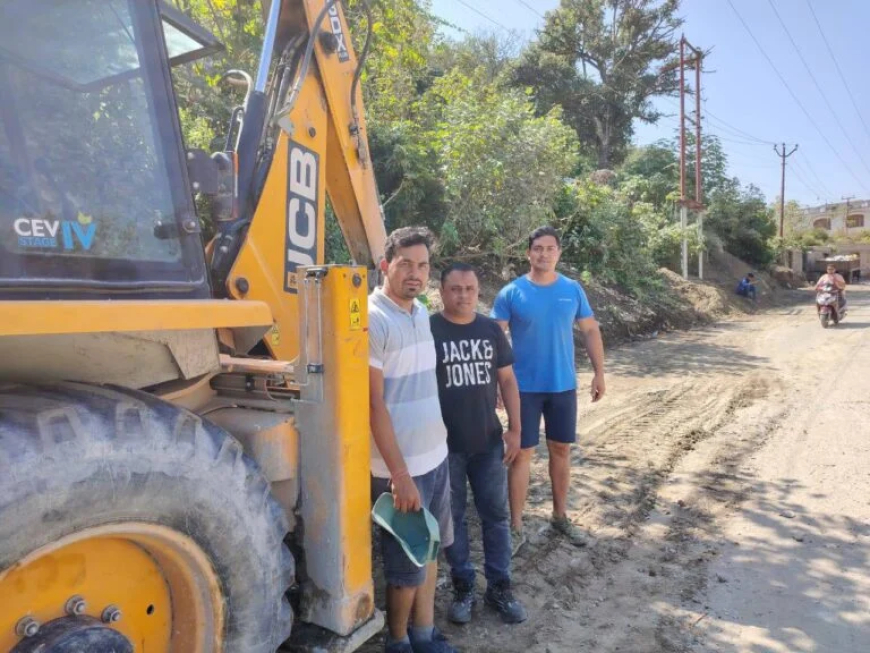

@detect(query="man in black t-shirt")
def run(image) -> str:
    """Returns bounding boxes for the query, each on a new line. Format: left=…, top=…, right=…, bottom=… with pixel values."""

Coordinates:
left=431, top=262, right=527, bottom=626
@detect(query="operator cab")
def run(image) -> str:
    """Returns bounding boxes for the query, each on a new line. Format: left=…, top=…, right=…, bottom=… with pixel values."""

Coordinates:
left=0, top=0, right=221, bottom=298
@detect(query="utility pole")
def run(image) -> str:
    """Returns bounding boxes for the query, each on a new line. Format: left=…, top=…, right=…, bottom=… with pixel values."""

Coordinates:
left=679, top=36, right=704, bottom=279
left=694, top=46, right=704, bottom=280
left=774, top=143, right=799, bottom=238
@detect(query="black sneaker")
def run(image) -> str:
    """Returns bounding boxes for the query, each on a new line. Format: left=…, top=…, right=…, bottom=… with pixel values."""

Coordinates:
left=484, top=580, right=528, bottom=624
left=447, top=578, right=476, bottom=624
left=409, top=627, right=458, bottom=652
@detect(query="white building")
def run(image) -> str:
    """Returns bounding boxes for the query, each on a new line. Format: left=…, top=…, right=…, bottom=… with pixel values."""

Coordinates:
left=796, top=200, right=870, bottom=235
left=789, top=200, right=870, bottom=279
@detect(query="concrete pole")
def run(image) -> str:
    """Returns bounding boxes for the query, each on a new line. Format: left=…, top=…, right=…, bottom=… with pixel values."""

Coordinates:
left=681, top=205, right=689, bottom=279
left=695, top=51, right=704, bottom=281
left=774, top=143, right=799, bottom=238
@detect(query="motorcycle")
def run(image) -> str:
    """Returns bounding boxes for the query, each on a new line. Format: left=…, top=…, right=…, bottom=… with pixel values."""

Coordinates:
left=816, top=282, right=846, bottom=328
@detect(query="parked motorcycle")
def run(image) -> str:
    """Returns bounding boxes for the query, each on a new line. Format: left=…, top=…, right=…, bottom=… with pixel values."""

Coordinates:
left=816, top=282, right=846, bottom=328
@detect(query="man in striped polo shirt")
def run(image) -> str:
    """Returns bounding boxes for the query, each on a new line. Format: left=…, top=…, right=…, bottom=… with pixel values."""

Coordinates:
left=369, top=226, right=457, bottom=653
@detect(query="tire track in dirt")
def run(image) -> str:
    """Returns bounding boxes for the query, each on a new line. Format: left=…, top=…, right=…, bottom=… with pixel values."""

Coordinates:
left=418, top=374, right=783, bottom=653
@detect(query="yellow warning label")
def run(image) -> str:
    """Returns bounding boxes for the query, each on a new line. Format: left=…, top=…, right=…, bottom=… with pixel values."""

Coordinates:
left=269, top=323, right=281, bottom=346
left=349, top=298, right=362, bottom=330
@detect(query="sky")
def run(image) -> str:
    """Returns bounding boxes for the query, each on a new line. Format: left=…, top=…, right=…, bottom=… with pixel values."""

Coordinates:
left=429, top=0, right=870, bottom=207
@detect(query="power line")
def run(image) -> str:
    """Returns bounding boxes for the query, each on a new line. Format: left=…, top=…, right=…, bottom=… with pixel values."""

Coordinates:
left=666, top=96, right=777, bottom=146
left=511, top=0, right=545, bottom=19
left=790, top=156, right=829, bottom=198
left=789, top=160, right=826, bottom=199
left=702, top=121, right=772, bottom=147
left=790, top=158, right=827, bottom=198
left=766, top=0, right=870, bottom=181
left=453, top=0, right=513, bottom=33
left=794, top=151, right=835, bottom=198
left=702, top=104, right=776, bottom=145
left=725, top=0, right=870, bottom=194
left=789, top=165, right=821, bottom=199
left=805, top=0, right=870, bottom=151
left=709, top=131, right=771, bottom=148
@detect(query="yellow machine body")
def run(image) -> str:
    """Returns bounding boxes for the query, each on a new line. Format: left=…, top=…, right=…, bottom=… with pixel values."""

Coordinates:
left=0, top=0, right=386, bottom=650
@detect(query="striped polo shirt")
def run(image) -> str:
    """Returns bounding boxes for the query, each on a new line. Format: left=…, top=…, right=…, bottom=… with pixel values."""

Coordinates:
left=368, top=288, right=448, bottom=479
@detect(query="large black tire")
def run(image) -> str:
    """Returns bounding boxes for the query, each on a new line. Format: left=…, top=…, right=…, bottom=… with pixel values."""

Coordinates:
left=0, top=383, right=294, bottom=652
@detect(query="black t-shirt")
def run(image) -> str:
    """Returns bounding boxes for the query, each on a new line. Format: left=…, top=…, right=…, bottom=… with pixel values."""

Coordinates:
left=430, top=312, right=514, bottom=455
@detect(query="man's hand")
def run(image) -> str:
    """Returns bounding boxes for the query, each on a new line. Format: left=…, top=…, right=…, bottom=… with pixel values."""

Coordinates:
left=391, top=473, right=422, bottom=513
left=503, top=428, right=521, bottom=465
left=590, top=372, right=606, bottom=403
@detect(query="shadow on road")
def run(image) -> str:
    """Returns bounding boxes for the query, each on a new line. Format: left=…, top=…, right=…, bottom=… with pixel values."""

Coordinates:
left=689, top=471, right=870, bottom=653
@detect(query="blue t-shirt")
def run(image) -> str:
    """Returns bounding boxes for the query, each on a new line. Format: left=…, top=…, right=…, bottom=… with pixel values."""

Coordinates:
left=491, top=274, right=594, bottom=393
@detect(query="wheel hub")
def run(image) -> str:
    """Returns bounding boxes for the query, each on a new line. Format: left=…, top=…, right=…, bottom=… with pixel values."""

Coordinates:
left=11, top=616, right=133, bottom=653
left=0, top=525, right=224, bottom=653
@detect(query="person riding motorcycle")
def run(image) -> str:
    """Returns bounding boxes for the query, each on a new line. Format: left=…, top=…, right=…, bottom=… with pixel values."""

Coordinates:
left=815, top=264, right=846, bottom=310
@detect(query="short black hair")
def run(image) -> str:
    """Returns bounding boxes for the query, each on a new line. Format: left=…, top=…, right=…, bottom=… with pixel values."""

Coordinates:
left=747, top=272, right=755, bottom=279
left=440, top=262, right=477, bottom=285
left=528, top=225, right=561, bottom=249
left=384, top=226, right=434, bottom=263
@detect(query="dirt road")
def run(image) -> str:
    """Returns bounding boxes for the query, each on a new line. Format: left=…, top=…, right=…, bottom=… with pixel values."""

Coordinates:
left=363, top=285, right=870, bottom=653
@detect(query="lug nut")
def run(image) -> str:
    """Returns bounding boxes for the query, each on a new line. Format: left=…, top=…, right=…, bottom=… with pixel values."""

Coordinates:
left=65, top=595, right=87, bottom=616
left=15, top=616, right=40, bottom=638
left=101, top=605, right=122, bottom=624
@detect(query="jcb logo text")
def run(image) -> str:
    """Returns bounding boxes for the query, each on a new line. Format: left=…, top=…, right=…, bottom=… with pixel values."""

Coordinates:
left=285, top=140, right=318, bottom=292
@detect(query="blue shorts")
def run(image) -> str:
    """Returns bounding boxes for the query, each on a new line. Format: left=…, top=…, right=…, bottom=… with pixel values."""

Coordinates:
left=371, top=457, right=453, bottom=587
left=520, top=390, right=578, bottom=449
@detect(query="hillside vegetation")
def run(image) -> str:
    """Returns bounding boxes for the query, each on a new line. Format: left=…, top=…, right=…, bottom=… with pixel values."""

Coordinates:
left=170, top=0, right=780, bottom=302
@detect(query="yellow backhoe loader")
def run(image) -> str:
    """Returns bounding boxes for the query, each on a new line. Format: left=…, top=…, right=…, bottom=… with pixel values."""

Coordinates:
left=0, top=1, right=387, bottom=651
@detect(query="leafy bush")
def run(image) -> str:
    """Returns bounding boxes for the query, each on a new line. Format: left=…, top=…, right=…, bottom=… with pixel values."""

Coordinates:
left=427, top=70, right=579, bottom=258
left=557, top=179, right=669, bottom=294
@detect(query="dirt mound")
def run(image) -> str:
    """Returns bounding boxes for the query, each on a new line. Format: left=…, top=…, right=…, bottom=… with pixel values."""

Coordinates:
left=583, top=268, right=752, bottom=347
left=426, top=251, right=804, bottom=348
left=769, top=264, right=806, bottom=289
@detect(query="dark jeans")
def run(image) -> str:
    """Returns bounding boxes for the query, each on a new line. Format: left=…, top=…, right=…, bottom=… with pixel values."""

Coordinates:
left=444, top=439, right=511, bottom=586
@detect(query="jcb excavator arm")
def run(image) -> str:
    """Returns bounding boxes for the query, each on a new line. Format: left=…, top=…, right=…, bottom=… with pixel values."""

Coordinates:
left=216, top=0, right=386, bottom=362
left=211, top=0, right=388, bottom=642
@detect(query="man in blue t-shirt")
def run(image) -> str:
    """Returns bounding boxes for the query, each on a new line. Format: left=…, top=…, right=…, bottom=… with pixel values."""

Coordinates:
left=491, top=226, right=606, bottom=550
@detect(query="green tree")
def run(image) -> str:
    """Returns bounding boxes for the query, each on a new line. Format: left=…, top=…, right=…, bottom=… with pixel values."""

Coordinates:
left=514, top=0, right=683, bottom=168
left=344, top=0, right=437, bottom=121
left=430, top=30, right=521, bottom=86
left=169, top=0, right=265, bottom=150
left=705, top=181, right=776, bottom=266
left=618, top=140, right=678, bottom=208
left=557, top=178, right=672, bottom=292
left=426, top=70, right=579, bottom=258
